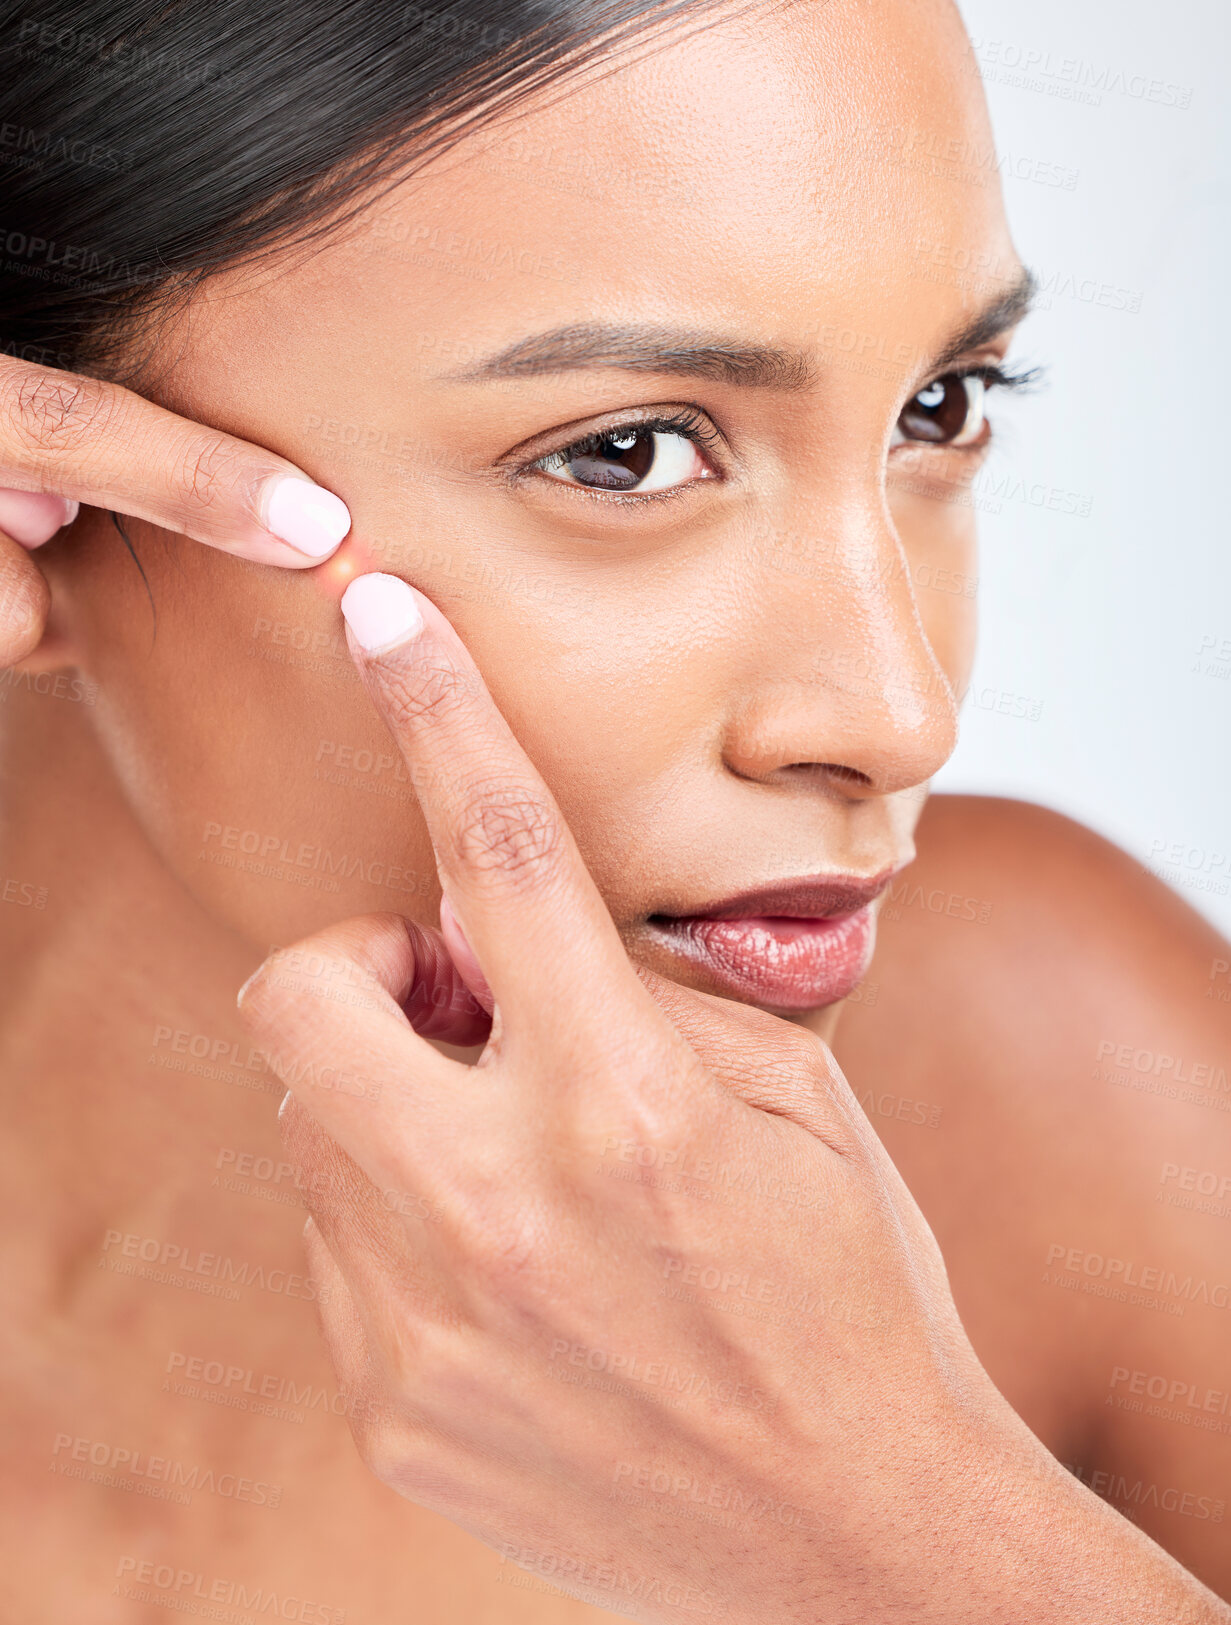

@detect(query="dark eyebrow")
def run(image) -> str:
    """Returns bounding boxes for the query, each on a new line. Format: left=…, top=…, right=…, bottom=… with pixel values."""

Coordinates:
left=931, top=267, right=1037, bottom=370
left=449, top=322, right=816, bottom=390
left=445, top=267, right=1036, bottom=392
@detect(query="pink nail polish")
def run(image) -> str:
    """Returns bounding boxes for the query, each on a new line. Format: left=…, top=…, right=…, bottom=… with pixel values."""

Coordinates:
left=263, top=476, right=351, bottom=559
left=0, top=489, right=77, bottom=549
left=340, top=573, right=424, bottom=652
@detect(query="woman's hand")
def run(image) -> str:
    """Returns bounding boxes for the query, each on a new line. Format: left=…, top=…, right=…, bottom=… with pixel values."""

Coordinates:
left=239, top=573, right=1231, bottom=1625
left=0, top=353, right=351, bottom=663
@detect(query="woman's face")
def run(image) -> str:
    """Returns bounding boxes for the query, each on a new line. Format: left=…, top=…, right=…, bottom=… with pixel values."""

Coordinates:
left=44, top=0, right=1024, bottom=1015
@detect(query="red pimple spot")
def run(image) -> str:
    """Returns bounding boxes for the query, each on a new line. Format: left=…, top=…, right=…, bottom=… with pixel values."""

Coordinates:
left=313, top=538, right=378, bottom=601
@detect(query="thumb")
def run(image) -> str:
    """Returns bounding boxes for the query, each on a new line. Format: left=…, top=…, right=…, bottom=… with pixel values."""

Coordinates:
left=0, top=531, right=50, bottom=666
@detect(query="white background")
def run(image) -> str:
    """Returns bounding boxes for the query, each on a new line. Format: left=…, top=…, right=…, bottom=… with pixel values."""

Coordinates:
left=936, top=0, right=1230, bottom=934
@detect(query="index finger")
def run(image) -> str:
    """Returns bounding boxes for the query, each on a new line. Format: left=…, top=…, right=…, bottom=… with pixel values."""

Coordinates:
left=339, top=571, right=646, bottom=1037
left=0, top=355, right=350, bottom=567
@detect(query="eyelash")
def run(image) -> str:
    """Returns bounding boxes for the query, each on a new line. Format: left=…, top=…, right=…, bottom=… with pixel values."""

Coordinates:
left=526, top=405, right=723, bottom=490
left=956, top=361, right=1041, bottom=396
left=520, top=363, right=1043, bottom=499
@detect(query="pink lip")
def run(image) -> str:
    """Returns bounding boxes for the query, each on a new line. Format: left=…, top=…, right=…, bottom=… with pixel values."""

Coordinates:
left=645, top=870, right=898, bottom=1010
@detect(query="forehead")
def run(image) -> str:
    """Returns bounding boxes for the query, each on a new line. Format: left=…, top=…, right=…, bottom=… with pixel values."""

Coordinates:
left=189, top=0, right=1015, bottom=386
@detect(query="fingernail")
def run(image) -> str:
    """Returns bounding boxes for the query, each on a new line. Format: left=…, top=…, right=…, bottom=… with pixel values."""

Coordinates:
left=235, top=960, right=268, bottom=1010
left=0, top=488, right=78, bottom=549
left=439, top=893, right=495, bottom=1014
left=341, top=572, right=424, bottom=653
left=263, top=475, right=351, bottom=559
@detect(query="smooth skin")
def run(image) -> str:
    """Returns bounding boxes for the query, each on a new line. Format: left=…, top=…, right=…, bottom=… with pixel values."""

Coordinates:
left=0, top=0, right=1227, bottom=1617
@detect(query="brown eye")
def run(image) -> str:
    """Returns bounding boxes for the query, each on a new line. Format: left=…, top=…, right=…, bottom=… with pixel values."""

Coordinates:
left=537, top=425, right=708, bottom=494
left=552, top=427, right=655, bottom=489
left=895, top=373, right=987, bottom=447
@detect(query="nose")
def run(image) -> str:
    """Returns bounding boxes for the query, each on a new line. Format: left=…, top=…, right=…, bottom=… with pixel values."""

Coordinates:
left=720, top=495, right=960, bottom=797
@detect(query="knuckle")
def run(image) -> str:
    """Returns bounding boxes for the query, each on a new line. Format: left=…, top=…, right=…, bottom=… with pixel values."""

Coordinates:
left=3, top=365, right=114, bottom=457
left=772, top=1023, right=832, bottom=1076
left=349, top=1391, right=447, bottom=1502
left=440, top=1157, right=557, bottom=1290
left=756, top=1049, right=819, bottom=1101
left=767, top=1025, right=849, bottom=1104
left=351, top=1416, right=410, bottom=1488
left=578, top=1086, right=692, bottom=1169
left=458, top=1200, right=553, bottom=1288
left=453, top=780, right=563, bottom=885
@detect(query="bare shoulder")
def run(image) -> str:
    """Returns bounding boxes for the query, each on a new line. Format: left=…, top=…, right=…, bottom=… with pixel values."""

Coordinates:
left=852, top=792, right=1230, bottom=1098
left=835, top=794, right=1231, bottom=1594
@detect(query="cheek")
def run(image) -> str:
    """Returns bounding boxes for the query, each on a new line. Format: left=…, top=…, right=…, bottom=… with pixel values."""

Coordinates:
left=55, top=516, right=665, bottom=948
left=335, top=484, right=713, bottom=914
left=60, top=526, right=442, bottom=947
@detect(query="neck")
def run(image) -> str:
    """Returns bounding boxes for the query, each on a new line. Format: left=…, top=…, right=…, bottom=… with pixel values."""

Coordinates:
left=0, top=683, right=286, bottom=1272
